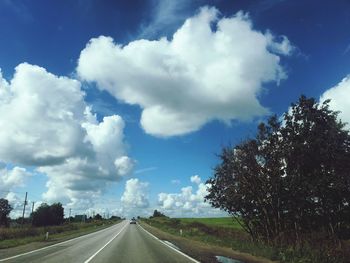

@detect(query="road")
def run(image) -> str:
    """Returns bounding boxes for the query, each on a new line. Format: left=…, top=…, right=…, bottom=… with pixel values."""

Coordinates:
left=0, top=221, right=198, bottom=263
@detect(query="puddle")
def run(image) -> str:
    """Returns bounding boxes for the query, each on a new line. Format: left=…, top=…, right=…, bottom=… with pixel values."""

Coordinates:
left=163, top=240, right=180, bottom=250
left=216, top=255, right=244, bottom=263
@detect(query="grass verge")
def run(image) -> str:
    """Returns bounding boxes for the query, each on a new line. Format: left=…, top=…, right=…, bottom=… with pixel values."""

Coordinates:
left=140, top=219, right=274, bottom=263
left=177, top=217, right=242, bottom=230
left=142, top=217, right=348, bottom=263
left=0, top=220, right=120, bottom=250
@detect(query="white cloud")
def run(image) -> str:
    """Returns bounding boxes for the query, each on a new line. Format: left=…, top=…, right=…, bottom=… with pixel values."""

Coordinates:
left=0, top=166, right=32, bottom=192
left=5, top=192, right=25, bottom=218
left=114, top=156, right=135, bottom=176
left=77, top=6, right=293, bottom=137
left=0, top=64, right=87, bottom=166
left=3, top=192, right=41, bottom=219
left=190, top=175, right=201, bottom=185
left=158, top=175, right=226, bottom=217
left=0, top=166, right=34, bottom=219
left=320, top=76, right=350, bottom=127
left=0, top=63, right=134, bottom=209
left=121, top=178, right=149, bottom=208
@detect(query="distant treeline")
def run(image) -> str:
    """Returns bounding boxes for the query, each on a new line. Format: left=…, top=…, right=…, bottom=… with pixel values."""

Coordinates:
left=0, top=199, right=122, bottom=227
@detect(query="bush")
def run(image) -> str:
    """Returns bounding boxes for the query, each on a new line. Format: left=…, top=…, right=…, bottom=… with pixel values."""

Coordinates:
left=32, top=203, right=64, bottom=227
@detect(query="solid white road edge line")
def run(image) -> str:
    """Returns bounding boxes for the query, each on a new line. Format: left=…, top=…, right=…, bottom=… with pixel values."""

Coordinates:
left=0, top=221, right=126, bottom=262
left=138, top=223, right=201, bottom=263
left=84, top=221, right=129, bottom=263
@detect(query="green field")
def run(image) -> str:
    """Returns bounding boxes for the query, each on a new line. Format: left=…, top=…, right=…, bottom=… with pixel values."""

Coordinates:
left=176, top=217, right=242, bottom=229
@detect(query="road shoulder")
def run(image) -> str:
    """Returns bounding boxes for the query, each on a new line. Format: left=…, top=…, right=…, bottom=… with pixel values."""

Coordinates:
left=0, top=222, right=121, bottom=260
left=139, top=221, right=277, bottom=263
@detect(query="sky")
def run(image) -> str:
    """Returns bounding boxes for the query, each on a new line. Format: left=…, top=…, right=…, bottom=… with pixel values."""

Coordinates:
left=0, top=0, right=350, bottom=219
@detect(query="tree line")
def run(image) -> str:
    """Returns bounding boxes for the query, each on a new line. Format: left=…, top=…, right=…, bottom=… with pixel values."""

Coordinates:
left=0, top=201, right=65, bottom=227
left=206, top=96, right=350, bottom=245
left=0, top=200, right=120, bottom=227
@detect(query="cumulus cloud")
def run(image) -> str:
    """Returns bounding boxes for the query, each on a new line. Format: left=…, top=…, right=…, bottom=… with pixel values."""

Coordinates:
left=77, top=6, right=293, bottom=137
left=0, top=63, right=134, bottom=208
left=0, top=166, right=32, bottom=192
left=158, top=175, right=226, bottom=217
left=0, top=166, right=33, bottom=218
left=3, top=191, right=41, bottom=218
left=0, top=166, right=37, bottom=218
left=190, top=175, right=201, bottom=185
left=114, top=156, right=135, bottom=176
left=0, top=64, right=87, bottom=166
left=121, top=178, right=149, bottom=208
left=320, top=76, right=350, bottom=127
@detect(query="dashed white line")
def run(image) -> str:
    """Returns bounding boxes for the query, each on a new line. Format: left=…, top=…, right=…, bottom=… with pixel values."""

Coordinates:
left=0, top=221, right=125, bottom=262
left=84, top=222, right=128, bottom=263
left=138, top=223, right=200, bottom=263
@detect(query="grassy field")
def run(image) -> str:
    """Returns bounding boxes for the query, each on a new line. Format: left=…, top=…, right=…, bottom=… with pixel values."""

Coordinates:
left=142, top=217, right=347, bottom=263
left=177, top=217, right=242, bottom=229
left=0, top=220, right=120, bottom=249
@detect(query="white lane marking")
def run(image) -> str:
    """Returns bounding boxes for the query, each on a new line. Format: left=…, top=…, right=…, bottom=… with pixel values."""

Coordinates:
left=0, top=221, right=126, bottom=262
left=138, top=224, right=201, bottom=263
left=84, top=222, right=128, bottom=263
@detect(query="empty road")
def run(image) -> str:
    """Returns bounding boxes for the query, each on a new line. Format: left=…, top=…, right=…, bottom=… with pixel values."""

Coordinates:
left=0, top=221, right=198, bottom=263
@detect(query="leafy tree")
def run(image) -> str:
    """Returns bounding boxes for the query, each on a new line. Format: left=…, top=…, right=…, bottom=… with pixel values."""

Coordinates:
left=49, top=203, right=64, bottom=225
left=94, top=213, right=103, bottom=220
left=206, top=96, right=350, bottom=243
left=151, top=210, right=166, bottom=218
left=0, top=198, right=12, bottom=227
left=281, top=96, right=350, bottom=238
left=32, top=203, right=64, bottom=227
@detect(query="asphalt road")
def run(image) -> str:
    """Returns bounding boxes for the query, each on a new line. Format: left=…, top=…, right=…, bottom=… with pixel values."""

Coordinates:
left=0, top=221, right=198, bottom=263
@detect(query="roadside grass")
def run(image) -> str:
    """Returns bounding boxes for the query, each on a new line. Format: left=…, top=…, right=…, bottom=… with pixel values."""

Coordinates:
left=140, top=221, right=274, bottom=263
left=177, top=217, right=242, bottom=229
left=0, top=220, right=120, bottom=249
left=142, top=217, right=348, bottom=263
left=143, top=217, right=275, bottom=259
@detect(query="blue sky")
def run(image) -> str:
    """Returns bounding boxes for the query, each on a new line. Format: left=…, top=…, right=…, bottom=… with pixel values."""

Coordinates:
left=0, top=0, right=350, bottom=218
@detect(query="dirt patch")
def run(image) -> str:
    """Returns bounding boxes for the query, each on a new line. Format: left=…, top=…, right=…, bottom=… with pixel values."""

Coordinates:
left=140, top=222, right=277, bottom=263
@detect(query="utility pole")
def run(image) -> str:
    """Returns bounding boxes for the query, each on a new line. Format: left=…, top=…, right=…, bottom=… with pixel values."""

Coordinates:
left=31, top=202, right=35, bottom=214
left=31, top=202, right=35, bottom=224
left=21, top=192, right=28, bottom=225
left=69, top=208, right=72, bottom=223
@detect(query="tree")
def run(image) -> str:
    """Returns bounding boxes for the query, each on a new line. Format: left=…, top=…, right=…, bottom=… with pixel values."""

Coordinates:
left=206, top=96, right=350, bottom=243
left=151, top=210, right=166, bottom=218
left=49, top=203, right=64, bottom=225
left=0, top=198, right=12, bottom=227
left=205, top=120, right=285, bottom=241
left=281, top=96, right=350, bottom=238
left=32, top=203, right=64, bottom=227
left=94, top=213, right=102, bottom=220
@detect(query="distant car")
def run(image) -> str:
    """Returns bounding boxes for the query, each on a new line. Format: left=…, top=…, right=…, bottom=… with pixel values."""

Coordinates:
left=130, top=218, right=137, bottom=224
